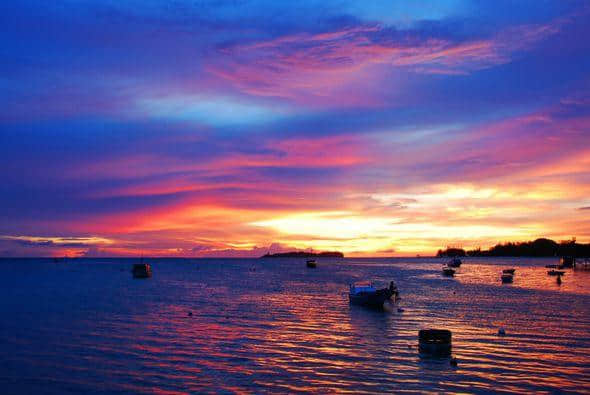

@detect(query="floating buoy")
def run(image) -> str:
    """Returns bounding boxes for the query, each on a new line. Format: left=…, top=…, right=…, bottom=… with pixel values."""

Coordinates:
left=498, top=328, right=506, bottom=336
left=419, top=329, right=452, bottom=356
left=450, top=357, right=458, bottom=367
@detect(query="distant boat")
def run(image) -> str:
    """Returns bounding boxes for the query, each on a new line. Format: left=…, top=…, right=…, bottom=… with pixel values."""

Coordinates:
left=503, top=268, right=516, bottom=274
left=306, top=259, right=317, bottom=268
left=574, top=259, right=590, bottom=271
left=547, top=270, right=565, bottom=276
left=442, top=266, right=455, bottom=276
left=132, top=258, right=152, bottom=278
left=447, top=258, right=462, bottom=268
left=545, top=264, right=558, bottom=268
left=501, top=273, right=513, bottom=283
left=349, top=281, right=398, bottom=309
left=559, top=256, right=575, bottom=269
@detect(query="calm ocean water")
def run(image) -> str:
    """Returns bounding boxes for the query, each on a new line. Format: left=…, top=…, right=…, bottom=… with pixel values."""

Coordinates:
left=0, top=257, right=589, bottom=394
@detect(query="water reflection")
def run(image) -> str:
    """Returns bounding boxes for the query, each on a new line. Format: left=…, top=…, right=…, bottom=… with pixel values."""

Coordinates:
left=0, top=257, right=589, bottom=393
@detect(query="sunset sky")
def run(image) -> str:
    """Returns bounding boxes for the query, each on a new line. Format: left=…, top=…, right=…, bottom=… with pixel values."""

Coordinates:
left=1, top=0, right=590, bottom=257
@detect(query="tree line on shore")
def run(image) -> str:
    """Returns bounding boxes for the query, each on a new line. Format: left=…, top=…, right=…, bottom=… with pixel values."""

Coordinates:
left=437, top=238, right=590, bottom=257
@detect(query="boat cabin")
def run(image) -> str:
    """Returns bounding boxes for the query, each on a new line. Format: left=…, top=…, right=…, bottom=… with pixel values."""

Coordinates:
left=350, top=282, right=376, bottom=295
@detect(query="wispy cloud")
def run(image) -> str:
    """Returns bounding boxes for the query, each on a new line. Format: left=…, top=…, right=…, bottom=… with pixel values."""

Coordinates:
left=212, top=17, right=567, bottom=102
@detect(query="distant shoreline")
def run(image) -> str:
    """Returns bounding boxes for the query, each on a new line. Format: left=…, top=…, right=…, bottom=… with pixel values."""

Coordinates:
left=0, top=255, right=581, bottom=260
left=437, top=238, right=590, bottom=258
left=260, top=251, right=344, bottom=258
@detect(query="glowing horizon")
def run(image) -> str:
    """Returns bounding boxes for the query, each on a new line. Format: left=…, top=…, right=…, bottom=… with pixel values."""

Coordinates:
left=1, top=1, right=589, bottom=257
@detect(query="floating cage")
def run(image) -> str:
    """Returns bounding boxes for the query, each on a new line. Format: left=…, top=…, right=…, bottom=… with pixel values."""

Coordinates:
left=419, top=329, right=452, bottom=356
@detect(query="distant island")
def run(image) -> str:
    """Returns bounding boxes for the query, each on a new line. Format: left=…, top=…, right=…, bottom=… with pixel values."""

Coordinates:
left=261, top=251, right=344, bottom=258
left=437, top=238, right=590, bottom=257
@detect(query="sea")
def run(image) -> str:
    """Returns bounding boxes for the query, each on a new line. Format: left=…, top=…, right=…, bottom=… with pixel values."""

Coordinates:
left=0, top=257, right=589, bottom=394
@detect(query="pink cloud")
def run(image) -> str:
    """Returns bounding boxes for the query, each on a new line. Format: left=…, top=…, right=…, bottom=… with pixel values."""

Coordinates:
left=210, top=18, right=567, bottom=103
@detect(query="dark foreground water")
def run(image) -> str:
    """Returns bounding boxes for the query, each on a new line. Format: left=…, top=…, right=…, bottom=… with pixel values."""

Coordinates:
left=1, top=257, right=589, bottom=394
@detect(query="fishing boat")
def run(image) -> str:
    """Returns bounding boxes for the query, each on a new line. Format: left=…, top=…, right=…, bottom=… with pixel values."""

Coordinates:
left=132, top=258, right=152, bottom=278
left=447, top=258, right=462, bottom=267
left=547, top=270, right=565, bottom=276
left=306, top=259, right=317, bottom=268
left=349, top=281, right=398, bottom=309
left=501, top=273, right=513, bottom=283
left=442, top=266, right=455, bottom=276
left=502, top=268, right=515, bottom=274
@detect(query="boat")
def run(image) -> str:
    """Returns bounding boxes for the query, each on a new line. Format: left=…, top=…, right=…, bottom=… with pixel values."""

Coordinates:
left=502, top=268, right=515, bottom=274
left=547, top=270, right=565, bottom=276
left=447, top=258, right=462, bottom=267
left=306, top=259, right=317, bottom=268
left=132, top=259, right=152, bottom=278
left=349, top=281, right=399, bottom=309
left=559, top=256, right=575, bottom=269
left=419, top=329, right=452, bottom=356
left=501, top=273, right=513, bottom=283
left=545, top=264, right=558, bottom=268
left=442, top=266, right=455, bottom=276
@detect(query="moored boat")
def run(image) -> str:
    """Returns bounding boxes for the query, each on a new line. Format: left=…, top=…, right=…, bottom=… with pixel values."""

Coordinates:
left=502, top=268, right=515, bottom=274
left=447, top=258, right=462, bottom=268
left=442, top=266, right=455, bottom=276
left=132, top=259, right=152, bottom=278
left=306, top=259, right=317, bottom=268
left=547, top=270, right=565, bottom=276
left=349, top=281, right=398, bottom=309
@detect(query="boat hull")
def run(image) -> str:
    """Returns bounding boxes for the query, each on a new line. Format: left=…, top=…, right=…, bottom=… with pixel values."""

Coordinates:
left=547, top=270, right=565, bottom=276
left=349, top=288, right=396, bottom=309
left=132, top=264, right=152, bottom=278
